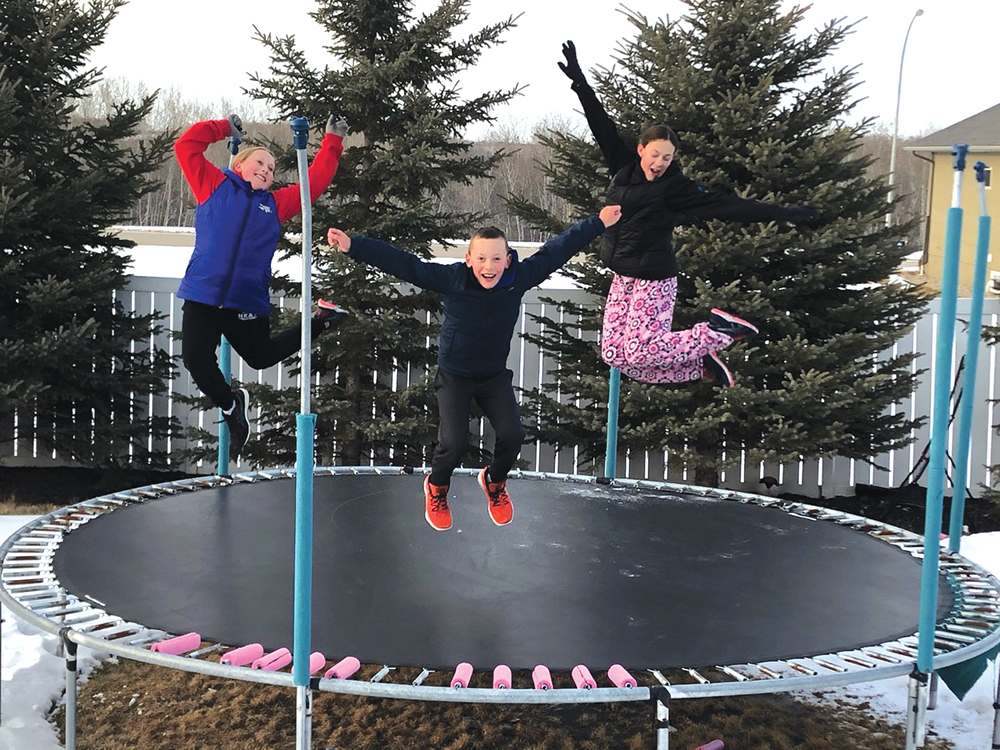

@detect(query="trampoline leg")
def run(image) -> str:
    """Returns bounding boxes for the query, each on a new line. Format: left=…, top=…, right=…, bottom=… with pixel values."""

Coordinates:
left=905, top=668, right=929, bottom=750
left=294, top=684, right=312, bottom=750
left=62, top=629, right=78, bottom=750
left=928, top=671, right=938, bottom=711
left=651, top=685, right=670, bottom=749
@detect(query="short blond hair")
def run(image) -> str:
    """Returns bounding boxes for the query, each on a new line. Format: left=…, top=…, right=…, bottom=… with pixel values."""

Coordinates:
left=231, top=147, right=273, bottom=169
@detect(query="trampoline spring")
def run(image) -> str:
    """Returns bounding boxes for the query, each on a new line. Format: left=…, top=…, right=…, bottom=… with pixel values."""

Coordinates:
left=683, top=668, right=710, bottom=684
left=370, top=666, right=394, bottom=683
left=811, top=658, right=848, bottom=673
left=412, top=669, right=432, bottom=686
left=648, top=670, right=671, bottom=686
left=754, top=664, right=783, bottom=679
left=188, top=643, right=226, bottom=659
left=714, top=665, right=748, bottom=682
left=861, top=648, right=902, bottom=664
left=935, top=631, right=976, bottom=646
left=788, top=662, right=818, bottom=676
left=77, top=616, right=123, bottom=633
left=841, top=654, right=878, bottom=669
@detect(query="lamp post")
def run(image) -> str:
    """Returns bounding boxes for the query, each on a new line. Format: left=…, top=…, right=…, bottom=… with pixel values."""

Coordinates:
left=886, top=8, right=924, bottom=228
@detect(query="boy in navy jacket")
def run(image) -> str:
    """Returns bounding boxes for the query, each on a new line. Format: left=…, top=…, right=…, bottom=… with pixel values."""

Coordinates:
left=327, top=205, right=620, bottom=530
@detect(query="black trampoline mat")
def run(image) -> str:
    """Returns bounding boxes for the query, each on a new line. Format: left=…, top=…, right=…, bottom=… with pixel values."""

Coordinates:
left=52, top=473, right=951, bottom=671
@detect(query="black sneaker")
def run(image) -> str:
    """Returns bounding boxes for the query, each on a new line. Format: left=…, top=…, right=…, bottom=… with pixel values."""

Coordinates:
left=223, top=387, right=251, bottom=460
left=702, top=352, right=735, bottom=388
left=707, top=308, right=758, bottom=340
left=314, top=299, right=349, bottom=331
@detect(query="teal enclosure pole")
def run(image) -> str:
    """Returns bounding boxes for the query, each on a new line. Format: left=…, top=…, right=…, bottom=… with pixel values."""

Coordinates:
left=948, top=161, right=992, bottom=551
left=216, top=136, right=241, bottom=476
left=289, top=116, right=316, bottom=694
left=605, top=367, right=621, bottom=478
left=917, top=143, right=968, bottom=673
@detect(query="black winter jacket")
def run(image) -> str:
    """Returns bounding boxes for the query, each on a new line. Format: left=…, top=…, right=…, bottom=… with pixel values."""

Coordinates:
left=571, top=79, right=792, bottom=280
left=347, top=216, right=606, bottom=378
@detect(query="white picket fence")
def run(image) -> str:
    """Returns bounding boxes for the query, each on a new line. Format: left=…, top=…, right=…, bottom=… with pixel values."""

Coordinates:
left=3, top=276, right=998, bottom=500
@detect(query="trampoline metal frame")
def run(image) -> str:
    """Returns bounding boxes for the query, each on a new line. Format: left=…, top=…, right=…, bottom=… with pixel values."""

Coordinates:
left=3, top=466, right=1000, bottom=748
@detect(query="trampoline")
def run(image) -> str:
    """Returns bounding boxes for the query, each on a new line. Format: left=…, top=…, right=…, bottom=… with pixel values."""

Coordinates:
left=4, top=466, right=1000, bottom=706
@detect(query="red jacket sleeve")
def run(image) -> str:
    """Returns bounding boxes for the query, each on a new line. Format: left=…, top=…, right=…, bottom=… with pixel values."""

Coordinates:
left=174, top=120, right=229, bottom=205
left=273, top=133, right=345, bottom=224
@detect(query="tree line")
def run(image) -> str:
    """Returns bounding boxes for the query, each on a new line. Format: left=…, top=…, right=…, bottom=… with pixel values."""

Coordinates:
left=4, top=0, right=954, bottom=493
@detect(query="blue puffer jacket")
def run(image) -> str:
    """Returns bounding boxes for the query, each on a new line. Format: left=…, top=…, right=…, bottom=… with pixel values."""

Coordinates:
left=176, top=169, right=281, bottom=316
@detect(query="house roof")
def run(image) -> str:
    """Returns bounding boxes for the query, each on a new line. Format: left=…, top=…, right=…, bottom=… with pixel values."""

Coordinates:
left=905, top=103, right=1000, bottom=152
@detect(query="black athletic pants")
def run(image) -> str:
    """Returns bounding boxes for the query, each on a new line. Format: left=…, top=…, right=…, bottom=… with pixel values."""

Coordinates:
left=181, top=300, right=303, bottom=410
left=429, top=367, right=526, bottom=487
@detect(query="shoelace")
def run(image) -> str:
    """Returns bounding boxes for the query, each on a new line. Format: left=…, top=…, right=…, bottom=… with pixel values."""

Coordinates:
left=430, top=494, right=449, bottom=512
left=487, top=485, right=509, bottom=506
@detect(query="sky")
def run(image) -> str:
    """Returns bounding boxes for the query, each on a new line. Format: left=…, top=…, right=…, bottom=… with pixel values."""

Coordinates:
left=2, top=513, right=998, bottom=747
left=86, top=0, right=999, bottom=141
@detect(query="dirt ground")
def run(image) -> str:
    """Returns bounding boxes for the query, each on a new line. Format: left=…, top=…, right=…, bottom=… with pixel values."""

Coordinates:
left=5, top=465, right=984, bottom=750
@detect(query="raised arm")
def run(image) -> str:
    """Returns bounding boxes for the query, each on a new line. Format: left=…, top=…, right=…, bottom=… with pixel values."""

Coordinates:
left=559, top=41, right=635, bottom=176
left=517, top=207, right=619, bottom=288
left=174, top=118, right=243, bottom=204
left=273, top=115, right=347, bottom=223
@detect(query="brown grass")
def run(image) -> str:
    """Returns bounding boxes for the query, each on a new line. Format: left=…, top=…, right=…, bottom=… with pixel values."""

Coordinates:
left=49, top=657, right=957, bottom=750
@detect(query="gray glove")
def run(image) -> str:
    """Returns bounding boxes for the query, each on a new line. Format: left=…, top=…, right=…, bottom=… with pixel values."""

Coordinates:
left=228, top=114, right=246, bottom=139
left=326, top=114, right=349, bottom=137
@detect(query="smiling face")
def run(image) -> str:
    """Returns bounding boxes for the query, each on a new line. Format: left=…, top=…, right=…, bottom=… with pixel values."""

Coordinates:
left=465, top=237, right=512, bottom=289
left=636, top=138, right=676, bottom=182
left=233, top=148, right=276, bottom=191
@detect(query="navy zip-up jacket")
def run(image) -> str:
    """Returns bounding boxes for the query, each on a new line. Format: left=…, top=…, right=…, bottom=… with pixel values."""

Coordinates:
left=347, top=216, right=606, bottom=378
left=570, top=79, right=792, bottom=281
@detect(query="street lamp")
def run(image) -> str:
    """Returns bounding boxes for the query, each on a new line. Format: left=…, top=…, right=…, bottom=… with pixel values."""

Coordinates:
left=886, top=8, right=924, bottom=228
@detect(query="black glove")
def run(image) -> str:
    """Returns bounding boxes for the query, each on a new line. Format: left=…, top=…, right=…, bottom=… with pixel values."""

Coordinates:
left=558, top=40, right=586, bottom=85
left=326, top=114, right=348, bottom=137
left=781, top=205, right=818, bottom=225
left=228, top=114, right=246, bottom=139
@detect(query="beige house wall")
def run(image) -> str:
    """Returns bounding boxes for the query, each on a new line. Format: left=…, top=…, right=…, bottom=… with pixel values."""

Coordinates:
left=920, top=151, right=1000, bottom=293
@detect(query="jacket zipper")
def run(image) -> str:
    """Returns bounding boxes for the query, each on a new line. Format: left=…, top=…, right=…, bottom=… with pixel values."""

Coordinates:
left=219, top=193, right=255, bottom=308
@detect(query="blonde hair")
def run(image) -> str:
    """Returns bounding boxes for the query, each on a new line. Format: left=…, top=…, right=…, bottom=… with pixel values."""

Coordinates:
left=231, top=147, right=273, bottom=169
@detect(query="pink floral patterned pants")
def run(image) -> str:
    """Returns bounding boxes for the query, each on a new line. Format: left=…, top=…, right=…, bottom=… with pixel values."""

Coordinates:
left=600, top=274, right=733, bottom=384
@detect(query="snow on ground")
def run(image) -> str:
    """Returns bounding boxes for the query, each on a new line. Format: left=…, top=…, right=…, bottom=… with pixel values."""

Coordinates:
left=1, top=518, right=997, bottom=748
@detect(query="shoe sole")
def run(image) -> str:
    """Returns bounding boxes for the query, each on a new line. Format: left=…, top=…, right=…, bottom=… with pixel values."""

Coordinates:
left=710, top=308, right=758, bottom=337
left=705, top=352, right=735, bottom=388
left=478, top=471, right=513, bottom=526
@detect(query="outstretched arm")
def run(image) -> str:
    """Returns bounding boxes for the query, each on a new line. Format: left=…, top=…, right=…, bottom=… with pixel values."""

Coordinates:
left=559, top=41, right=634, bottom=176
left=173, top=118, right=240, bottom=204
left=667, top=175, right=818, bottom=225
left=518, top=207, right=620, bottom=287
left=326, top=227, right=457, bottom=293
left=273, top=115, right=347, bottom=223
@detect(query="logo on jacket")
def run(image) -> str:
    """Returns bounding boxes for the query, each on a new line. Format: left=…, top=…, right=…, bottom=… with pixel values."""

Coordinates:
left=238, top=312, right=258, bottom=321
left=258, top=204, right=272, bottom=214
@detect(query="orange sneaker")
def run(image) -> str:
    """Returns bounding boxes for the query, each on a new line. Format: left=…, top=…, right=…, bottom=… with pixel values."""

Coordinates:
left=478, top=468, right=513, bottom=526
left=423, top=475, right=452, bottom=531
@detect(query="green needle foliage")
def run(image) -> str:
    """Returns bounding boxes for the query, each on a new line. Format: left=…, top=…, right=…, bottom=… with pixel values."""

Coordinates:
left=508, top=0, right=928, bottom=485
left=0, top=0, right=176, bottom=468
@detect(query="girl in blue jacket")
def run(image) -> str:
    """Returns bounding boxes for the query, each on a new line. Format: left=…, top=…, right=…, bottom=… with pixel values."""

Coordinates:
left=175, top=114, right=348, bottom=460
left=327, top=204, right=621, bottom=531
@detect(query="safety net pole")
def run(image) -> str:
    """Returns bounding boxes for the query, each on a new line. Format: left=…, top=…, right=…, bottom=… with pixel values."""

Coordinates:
left=290, top=115, right=316, bottom=750
left=948, top=160, right=992, bottom=551
left=605, top=367, right=621, bottom=478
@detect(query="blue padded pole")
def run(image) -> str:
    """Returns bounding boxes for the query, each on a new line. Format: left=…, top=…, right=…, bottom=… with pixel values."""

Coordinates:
left=289, top=116, right=316, bottom=695
left=216, top=135, right=242, bottom=476
left=605, top=367, right=621, bottom=478
left=948, top=161, right=992, bottom=551
left=917, top=143, right=968, bottom=673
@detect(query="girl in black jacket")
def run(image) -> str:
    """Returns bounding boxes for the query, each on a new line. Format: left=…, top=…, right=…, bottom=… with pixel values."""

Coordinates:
left=559, top=41, right=816, bottom=387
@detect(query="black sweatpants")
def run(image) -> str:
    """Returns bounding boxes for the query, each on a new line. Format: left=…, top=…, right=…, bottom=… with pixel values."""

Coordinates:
left=181, top=300, right=303, bottom=410
left=429, top=367, right=526, bottom=487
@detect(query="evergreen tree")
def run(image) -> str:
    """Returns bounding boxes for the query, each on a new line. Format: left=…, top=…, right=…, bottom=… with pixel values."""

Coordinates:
left=238, top=0, right=521, bottom=467
left=509, top=0, right=928, bottom=485
left=0, top=0, right=177, bottom=468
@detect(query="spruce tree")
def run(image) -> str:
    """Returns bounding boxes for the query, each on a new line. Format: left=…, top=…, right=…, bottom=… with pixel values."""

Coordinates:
left=509, top=0, right=928, bottom=485
left=237, top=0, right=521, bottom=467
left=0, top=0, right=176, bottom=468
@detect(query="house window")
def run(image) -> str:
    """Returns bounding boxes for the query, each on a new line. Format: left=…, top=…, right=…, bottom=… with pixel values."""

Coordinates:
left=984, top=167, right=992, bottom=189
